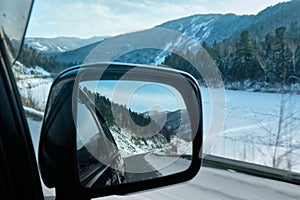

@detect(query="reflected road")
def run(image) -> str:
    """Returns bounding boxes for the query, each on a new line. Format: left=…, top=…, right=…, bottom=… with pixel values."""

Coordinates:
left=124, top=153, right=162, bottom=182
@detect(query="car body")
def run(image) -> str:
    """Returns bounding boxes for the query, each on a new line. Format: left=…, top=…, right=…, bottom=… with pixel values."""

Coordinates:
left=77, top=87, right=126, bottom=188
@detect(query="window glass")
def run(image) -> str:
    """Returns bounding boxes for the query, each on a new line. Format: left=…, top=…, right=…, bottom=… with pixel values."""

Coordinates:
left=0, top=0, right=33, bottom=63
left=14, top=0, right=300, bottom=199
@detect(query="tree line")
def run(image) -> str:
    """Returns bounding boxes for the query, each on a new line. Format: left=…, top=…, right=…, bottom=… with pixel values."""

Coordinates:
left=82, top=87, right=156, bottom=135
left=18, top=45, right=76, bottom=76
left=83, top=87, right=179, bottom=142
left=164, top=23, right=300, bottom=89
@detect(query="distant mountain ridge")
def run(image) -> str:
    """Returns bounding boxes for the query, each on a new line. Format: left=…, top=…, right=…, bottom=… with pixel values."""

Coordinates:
left=24, top=36, right=107, bottom=53
left=158, top=1, right=300, bottom=45
left=44, top=41, right=103, bottom=64
left=157, top=13, right=255, bottom=45
left=25, top=0, right=300, bottom=72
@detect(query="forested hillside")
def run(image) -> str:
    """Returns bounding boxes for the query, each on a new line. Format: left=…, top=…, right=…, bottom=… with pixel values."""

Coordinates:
left=164, top=25, right=300, bottom=91
left=18, top=45, right=76, bottom=75
left=21, top=0, right=300, bottom=92
left=82, top=87, right=185, bottom=142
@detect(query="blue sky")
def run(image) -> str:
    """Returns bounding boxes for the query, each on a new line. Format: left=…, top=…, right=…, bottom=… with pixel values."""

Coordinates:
left=26, top=0, right=289, bottom=38
left=80, top=80, right=186, bottom=113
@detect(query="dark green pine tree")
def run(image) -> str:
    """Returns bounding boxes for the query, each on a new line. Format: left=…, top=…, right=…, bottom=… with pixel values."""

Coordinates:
left=229, top=30, right=263, bottom=82
left=162, top=51, right=201, bottom=79
left=18, top=45, right=76, bottom=75
left=264, top=27, right=293, bottom=84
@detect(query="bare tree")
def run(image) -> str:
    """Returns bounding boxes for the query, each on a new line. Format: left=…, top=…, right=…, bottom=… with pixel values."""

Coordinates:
left=252, top=92, right=300, bottom=170
left=286, top=38, right=298, bottom=74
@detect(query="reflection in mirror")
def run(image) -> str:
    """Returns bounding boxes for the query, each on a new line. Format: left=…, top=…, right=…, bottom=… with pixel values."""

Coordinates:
left=76, top=80, right=193, bottom=188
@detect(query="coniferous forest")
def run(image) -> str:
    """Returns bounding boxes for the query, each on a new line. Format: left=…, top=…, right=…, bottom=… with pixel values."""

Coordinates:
left=164, top=24, right=300, bottom=92
left=18, top=45, right=76, bottom=76
left=19, top=23, right=300, bottom=92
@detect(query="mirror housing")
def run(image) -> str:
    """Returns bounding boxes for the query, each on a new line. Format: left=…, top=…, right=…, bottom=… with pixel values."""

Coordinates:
left=39, top=63, right=203, bottom=200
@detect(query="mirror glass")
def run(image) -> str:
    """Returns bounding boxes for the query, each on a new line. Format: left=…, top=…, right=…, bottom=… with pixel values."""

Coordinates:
left=76, top=80, right=193, bottom=188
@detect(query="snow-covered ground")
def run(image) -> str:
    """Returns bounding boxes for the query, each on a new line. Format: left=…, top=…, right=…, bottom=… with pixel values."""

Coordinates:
left=200, top=88, right=300, bottom=172
left=109, top=126, right=168, bottom=157
left=24, top=83, right=300, bottom=172
left=25, top=86, right=300, bottom=199
left=15, top=59, right=299, bottom=173
left=16, top=60, right=299, bottom=197
left=13, top=61, right=53, bottom=111
left=108, top=125, right=192, bottom=159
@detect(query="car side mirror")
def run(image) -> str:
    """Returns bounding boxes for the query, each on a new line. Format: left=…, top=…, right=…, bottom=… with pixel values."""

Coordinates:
left=39, top=63, right=202, bottom=200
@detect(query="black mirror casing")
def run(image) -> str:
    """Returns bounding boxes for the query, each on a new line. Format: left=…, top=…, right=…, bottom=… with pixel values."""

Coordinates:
left=38, top=70, right=82, bottom=199
left=39, top=63, right=203, bottom=200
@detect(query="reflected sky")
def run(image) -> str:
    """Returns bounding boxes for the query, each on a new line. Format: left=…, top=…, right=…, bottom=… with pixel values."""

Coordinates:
left=76, top=100, right=99, bottom=149
left=79, top=80, right=186, bottom=113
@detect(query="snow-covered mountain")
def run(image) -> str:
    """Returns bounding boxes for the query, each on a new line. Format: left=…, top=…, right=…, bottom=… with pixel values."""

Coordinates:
left=45, top=41, right=103, bottom=64
left=157, top=14, right=254, bottom=46
left=156, top=1, right=300, bottom=45
left=24, top=36, right=107, bottom=53
left=48, top=1, right=300, bottom=66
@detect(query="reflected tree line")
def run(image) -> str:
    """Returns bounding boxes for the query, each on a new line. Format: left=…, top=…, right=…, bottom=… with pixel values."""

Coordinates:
left=82, top=87, right=184, bottom=143
left=78, top=86, right=192, bottom=187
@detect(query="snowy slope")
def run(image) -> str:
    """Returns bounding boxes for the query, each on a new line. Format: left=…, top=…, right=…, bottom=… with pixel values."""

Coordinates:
left=12, top=61, right=53, bottom=111
left=24, top=36, right=107, bottom=53
left=109, top=125, right=191, bottom=158
left=109, top=126, right=167, bottom=157
left=158, top=14, right=255, bottom=46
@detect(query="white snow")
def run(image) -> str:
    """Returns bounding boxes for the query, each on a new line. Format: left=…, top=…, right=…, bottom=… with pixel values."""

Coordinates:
left=24, top=106, right=44, bottom=119
left=19, top=63, right=300, bottom=173
left=21, top=74, right=300, bottom=173
left=200, top=88, right=300, bottom=172
left=13, top=61, right=53, bottom=111
left=57, top=46, right=66, bottom=52
left=32, top=41, right=49, bottom=51
left=25, top=85, right=300, bottom=199
left=16, top=56, right=299, bottom=198
left=190, top=20, right=212, bottom=39
left=109, top=126, right=169, bottom=157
